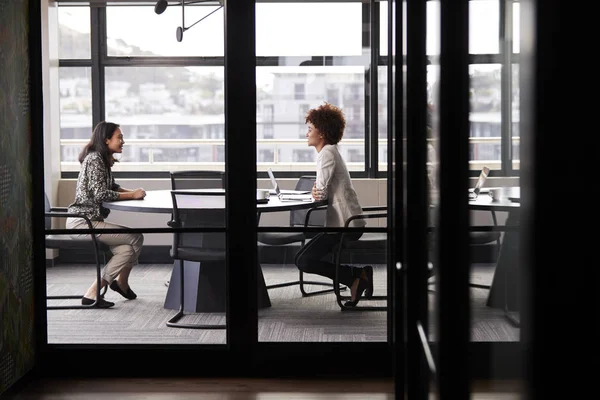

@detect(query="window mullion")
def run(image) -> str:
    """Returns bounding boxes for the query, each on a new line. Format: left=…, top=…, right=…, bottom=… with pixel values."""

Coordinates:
left=90, top=6, right=106, bottom=125
left=370, top=0, right=380, bottom=179
left=363, top=2, right=372, bottom=177
left=500, top=0, right=513, bottom=176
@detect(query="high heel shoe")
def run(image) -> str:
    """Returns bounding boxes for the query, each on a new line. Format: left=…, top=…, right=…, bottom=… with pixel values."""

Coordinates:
left=344, top=276, right=368, bottom=307
left=364, top=265, right=374, bottom=299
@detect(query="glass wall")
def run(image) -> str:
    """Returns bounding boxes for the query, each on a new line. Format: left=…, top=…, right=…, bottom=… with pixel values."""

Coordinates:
left=47, top=3, right=230, bottom=345
left=48, top=0, right=521, bottom=348
left=255, top=1, right=388, bottom=343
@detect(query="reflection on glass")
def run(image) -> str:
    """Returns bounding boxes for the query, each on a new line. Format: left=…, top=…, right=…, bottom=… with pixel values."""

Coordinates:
left=382, top=1, right=501, bottom=56
left=470, top=64, right=502, bottom=170
left=58, top=6, right=91, bottom=59
left=427, top=1, right=441, bottom=345
left=512, top=64, right=520, bottom=170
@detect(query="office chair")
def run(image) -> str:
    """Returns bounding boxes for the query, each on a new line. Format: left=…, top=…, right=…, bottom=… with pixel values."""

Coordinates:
left=428, top=209, right=501, bottom=291
left=328, top=206, right=388, bottom=311
left=44, top=192, right=109, bottom=309
left=166, top=190, right=226, bottom=329
left=165, top=170, right=226, bottom=287
left=257, top=175, right=345, bottom=297
left=170, top=170, right=226, bottom=190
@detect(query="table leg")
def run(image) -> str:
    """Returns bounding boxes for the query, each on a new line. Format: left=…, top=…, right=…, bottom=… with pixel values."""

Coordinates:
left=486, top=211, right=520, bottom=313
left=164, top=261, right=271, bottom=312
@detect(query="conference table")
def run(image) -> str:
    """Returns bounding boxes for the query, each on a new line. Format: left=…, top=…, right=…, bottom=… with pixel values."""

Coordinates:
left=468, top=186, right=521, bottom=324
left=103, top=186, right=520, bottom=320
left=104, top=189, right=327, bottom=313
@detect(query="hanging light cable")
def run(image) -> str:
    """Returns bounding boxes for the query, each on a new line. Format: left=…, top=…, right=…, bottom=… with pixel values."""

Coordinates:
left=154, top=0, right=223, bottom=42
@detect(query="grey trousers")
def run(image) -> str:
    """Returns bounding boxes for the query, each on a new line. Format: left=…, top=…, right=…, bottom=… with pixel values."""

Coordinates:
left=66, top=217, right=144, bottom=284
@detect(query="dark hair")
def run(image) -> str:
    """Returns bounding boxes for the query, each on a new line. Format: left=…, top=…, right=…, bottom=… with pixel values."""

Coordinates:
left=305, top=102, right=346, bottom=145
left=78, top=121, right=120, bottom=166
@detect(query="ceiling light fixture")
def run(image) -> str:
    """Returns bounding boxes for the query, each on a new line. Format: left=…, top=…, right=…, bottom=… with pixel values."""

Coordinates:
left=154, top=1, right=224, bottom=42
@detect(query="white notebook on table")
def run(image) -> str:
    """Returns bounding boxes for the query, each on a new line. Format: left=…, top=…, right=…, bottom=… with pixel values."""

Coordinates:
left=278, top=193, right=314, bottom=202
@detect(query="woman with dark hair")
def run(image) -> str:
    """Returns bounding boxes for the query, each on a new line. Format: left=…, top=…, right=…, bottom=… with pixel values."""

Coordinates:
left=66, top=121, right=146, bottom=308
left=294, top=103, right=373, bottom=307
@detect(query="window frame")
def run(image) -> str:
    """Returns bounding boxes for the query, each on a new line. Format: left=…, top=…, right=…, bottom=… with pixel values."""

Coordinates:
left=58, top=1, right=519, bottom=180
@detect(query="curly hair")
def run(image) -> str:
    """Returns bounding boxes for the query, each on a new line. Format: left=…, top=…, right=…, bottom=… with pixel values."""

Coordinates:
left=305, top=102, right=346, bottom=145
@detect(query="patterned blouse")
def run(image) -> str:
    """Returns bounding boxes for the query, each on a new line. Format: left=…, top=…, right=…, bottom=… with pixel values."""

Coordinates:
left=68, top=152, right=121, bottom=221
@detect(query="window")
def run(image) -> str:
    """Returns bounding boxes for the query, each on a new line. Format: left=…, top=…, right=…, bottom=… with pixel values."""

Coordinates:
left=294, top=83, right=305, bottom=100
left=56, top=1, right=518, bottom=177
left=379, top=0, right=518, bottom=175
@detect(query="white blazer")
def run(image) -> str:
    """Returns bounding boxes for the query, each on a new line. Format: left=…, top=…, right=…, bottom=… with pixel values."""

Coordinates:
left=316, top=144, right=366, bottom=228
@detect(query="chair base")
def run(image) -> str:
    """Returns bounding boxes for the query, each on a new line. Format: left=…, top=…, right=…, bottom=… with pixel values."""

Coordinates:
left=266, top=272, right=347, bottom=297
left=47, top=282, right=106, bottom=310
left=166, top=309, right=226, bottom=330
left=335, top=293, right=388, bottom=311
left=47, top=295, right=102, bottom=310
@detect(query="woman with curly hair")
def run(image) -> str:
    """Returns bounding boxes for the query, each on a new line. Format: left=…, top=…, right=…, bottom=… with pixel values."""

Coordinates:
left=294, top=102, right=373, bottom=307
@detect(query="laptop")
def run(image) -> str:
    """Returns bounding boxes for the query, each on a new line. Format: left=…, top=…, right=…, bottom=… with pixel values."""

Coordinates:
left=469, top=166, right=490, bottom=200
left=267, top=168, right=312, bottom=200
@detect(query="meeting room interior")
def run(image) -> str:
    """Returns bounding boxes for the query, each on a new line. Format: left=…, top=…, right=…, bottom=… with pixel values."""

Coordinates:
left=2, top=0, right=589, bottom=398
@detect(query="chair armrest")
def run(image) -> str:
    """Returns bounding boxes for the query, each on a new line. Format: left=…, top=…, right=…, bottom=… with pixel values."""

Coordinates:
left=304, top=204, right=329, bottom=228
left=50, top=207, right=68, bottom=212
left=362, top=206, right=387, bottom=212
left=344, top=212, right=388, bottom=228
left=45, top=211, right=94, bottom=230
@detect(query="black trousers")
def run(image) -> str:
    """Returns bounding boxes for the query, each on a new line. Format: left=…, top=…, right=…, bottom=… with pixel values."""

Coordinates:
left=294, top=232, right=364, bottom=287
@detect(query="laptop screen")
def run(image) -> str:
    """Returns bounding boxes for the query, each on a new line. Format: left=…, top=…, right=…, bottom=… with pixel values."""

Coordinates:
left=472, top=166, right=490, bottom=195
left=267, top=168, right=280, bottom=195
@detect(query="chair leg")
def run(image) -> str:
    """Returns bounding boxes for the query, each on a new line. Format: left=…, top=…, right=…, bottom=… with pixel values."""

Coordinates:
left=333, top=243, right=387, bottom=312
left=298, top=270, right=346, bottom=297
left=46, top=244, right=106, bottom=310
left=166, top=259, right=226, bottom=330
left=100, top=252, right=108, bottom=297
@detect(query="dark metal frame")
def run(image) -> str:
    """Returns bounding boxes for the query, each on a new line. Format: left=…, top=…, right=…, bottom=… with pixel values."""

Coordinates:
left=260, top=177, right=347, bottom=297
left=427, top=209, right=501, bottom=291
left=333, top=206, right=388, bottom=311
left=44, top=208, right=107, bottom=309
left=27, top=0, right=532, bottom=385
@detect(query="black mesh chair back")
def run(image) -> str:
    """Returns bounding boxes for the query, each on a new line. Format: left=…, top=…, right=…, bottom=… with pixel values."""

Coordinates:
left=169, top=191, right=226, bottom=262
left=44, top=193, right=52, bottom=230
left=289, top=176, right=326, bottom=232
left=170, top=170, right=226, bottom=190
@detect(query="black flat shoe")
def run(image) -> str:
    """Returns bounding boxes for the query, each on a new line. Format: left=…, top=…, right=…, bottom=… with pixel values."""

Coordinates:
left=81, top=297, right=115, bottom=308
left=364, top=265, right=374, bottom=299
left=110, top=281, right=137, bottom=300
left=345, top=277, right=368, bottom=307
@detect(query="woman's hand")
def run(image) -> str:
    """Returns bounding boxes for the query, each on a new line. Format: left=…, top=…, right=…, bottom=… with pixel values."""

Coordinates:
left=131, top=188, right=146, bottom=200
left=312, top=183, right=325, bottom=201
